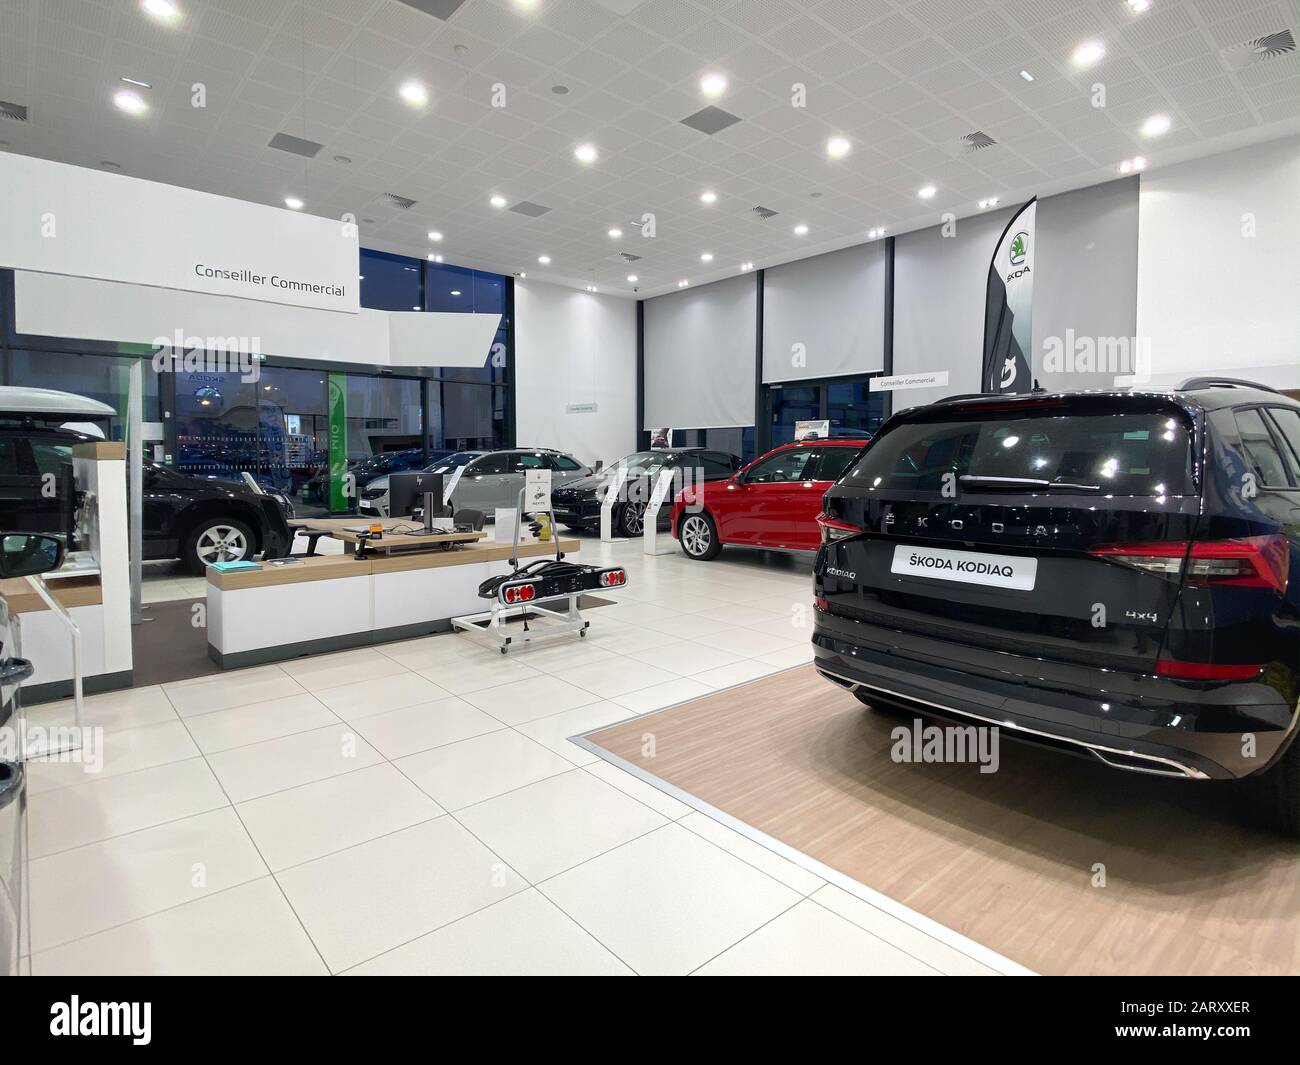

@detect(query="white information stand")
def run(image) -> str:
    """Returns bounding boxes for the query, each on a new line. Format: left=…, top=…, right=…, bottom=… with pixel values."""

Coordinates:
left=642, top=468, right=677, bottom=556
left=599, top=464, right=629, bottom=542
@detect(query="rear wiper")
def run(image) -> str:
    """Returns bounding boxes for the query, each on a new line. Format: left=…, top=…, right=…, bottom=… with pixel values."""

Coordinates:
left=959, top=475, right=1101, bottom=492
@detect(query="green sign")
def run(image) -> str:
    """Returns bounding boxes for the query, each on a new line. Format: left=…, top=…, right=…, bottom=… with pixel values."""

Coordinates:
left=328, top=372, right=349, bottom=512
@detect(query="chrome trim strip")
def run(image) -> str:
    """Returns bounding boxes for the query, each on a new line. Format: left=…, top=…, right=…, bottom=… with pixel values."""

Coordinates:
left=815, top=665, right=1210, bottom=780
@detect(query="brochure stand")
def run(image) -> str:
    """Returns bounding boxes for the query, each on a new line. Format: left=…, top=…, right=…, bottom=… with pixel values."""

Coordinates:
left=599, top=464, right=630, bottom=542
left=642, top=468, right=677, bottom=555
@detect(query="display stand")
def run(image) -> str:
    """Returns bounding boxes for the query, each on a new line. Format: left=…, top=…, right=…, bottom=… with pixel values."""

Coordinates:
left=599, top=465, right=629, bottom=542
left=642, top=467, right=677, bottom=556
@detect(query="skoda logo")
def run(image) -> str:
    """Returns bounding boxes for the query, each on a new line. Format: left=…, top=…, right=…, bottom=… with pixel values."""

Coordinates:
left=1010, top=231, right=1028, bottom=265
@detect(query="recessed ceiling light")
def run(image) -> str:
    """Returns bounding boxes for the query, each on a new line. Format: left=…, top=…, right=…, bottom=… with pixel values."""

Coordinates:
left=1071, top=40, right=1105, bottom=68
left=700, top=252, right=713, bottom=262
left=1126, top=0, right=1151, bottom=13
left=450, top=290, right=461, bottom=296
left=918, top=185, right=937, bottom=200
left=519, top=272, right=526, bottom=278
left=538, top=255, right=551, bottom=264
left=826, top=135, right=851, bottom=159
left=627, top=274, right=638, bottom=282
left=700, top=190, right=717, bottom=204
left=1120, top=155, right=1148, bottom=174
left=399, top=80, right=428, bottom=107
left=428, top=230, right=443, bottom=242
left=120, top=76, right=152, bottom=89
left=607, top=227, right=623, bottom=239
left=1141, top=113, right=1170, bottom=137
left=678, top=280, right=689, bottom=287
left=573, top=143, right=597, bottom=164
left=700, top=73, right=727, bottom=97
left=868, top=226, right=886, bottom=239
left=1133, top=156, right=1147, bottom=170
left=284, top=196, right=304, bottom=210
left=141, top=0, right=179, bottom=20
left=793, top=224, right=808, bottom=235
left=113, top=90, right=147, bottom=115
left=1019, top=69, right=1035, bottom=82
left=512, top=0, right=539, bottom=9
left=978, top=197, right=1000, bottom=209
left=490, top=194, right=507, bottom=207
left=740, top=262, right=754, bottom=271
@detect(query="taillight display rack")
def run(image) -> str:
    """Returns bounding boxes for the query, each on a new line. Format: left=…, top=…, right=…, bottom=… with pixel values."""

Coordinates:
left=451, top=487, right=629, bottom=655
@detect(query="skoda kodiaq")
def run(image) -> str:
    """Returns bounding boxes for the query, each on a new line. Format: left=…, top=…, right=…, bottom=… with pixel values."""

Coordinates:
left=814, top=379, right=1300, bottom=835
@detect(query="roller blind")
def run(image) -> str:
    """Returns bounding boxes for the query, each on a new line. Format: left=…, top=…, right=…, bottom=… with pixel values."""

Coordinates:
left=643, top=273, right=756, bottom=429
left=762, top=241, right=886, bottom=383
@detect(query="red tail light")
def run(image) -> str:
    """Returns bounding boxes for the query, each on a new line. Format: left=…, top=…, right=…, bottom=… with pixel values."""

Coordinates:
left=1155, top=658, right=1262, bottom=682
left=502, top=583, right=536, bottom=604
left=814, top=596, right=829, bottom=612
left=1089, top=536, right=1289, bottom=596
left=817, top=513, right=864, bottom=545
left=599, top=568, right=627, bottom=587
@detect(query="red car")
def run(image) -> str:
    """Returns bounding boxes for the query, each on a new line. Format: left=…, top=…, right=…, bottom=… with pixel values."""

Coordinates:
left=670, top=439, right=869, bottom=560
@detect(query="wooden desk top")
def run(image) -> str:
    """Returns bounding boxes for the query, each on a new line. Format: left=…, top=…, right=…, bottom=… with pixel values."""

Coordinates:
left=208, top=536, right=579, bottom=590
left=0, top=575, right=103, bottom=613
left=289, top=517, right=487, bottom=551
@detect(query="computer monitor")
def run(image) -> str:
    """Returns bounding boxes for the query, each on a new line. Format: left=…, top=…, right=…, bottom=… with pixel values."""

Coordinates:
left=388, top=471, right=446, bottom=530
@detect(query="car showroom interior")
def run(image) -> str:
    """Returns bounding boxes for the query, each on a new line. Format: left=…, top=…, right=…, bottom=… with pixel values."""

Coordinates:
left=0, top=0, right=1298, bottom=990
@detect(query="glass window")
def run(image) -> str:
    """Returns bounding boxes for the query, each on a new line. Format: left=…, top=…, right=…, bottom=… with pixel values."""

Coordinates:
left=359, top=249, right=422, bottom=311
left=744, top=448, right=816, bottom=483
left=437, top=381, right=505, bottom=449
left=511, top=452, right=547, bottom=472
left=1235, top=409, right=1294, bottom=487
left=1264, top=408, right=1300, bottom=480
left=700, top=452, right=738, bottom=478
left=30, top=440, right=71, bottom=478
left=469, top=452, right=508, bottom=476
left=173, top=370, right=261, bottom=481
left=771, top=386, right=820, bottom=447
left=2, top=350, right=161, bottom=442
left=826, top=380, right=886, bottom=438
left=257, top=367, right=329, bottom=516
left=549, top=453, right=581, bottom=471
left=814, top=445, right=860, bottom=481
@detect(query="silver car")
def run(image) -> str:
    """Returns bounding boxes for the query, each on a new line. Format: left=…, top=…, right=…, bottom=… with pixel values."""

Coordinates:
left=359, top=448, right=591, bottom=518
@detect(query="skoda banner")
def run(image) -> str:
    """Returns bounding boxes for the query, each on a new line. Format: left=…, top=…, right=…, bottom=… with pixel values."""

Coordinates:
left=328, top=372, right=349, bottom=513
left=981, top=197, right=1036, bottom=395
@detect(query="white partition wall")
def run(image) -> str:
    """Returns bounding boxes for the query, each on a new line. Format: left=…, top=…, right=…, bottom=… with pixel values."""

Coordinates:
left=643, top=274, right=757, bottom=430
left=1136, top=135, right=1300, bottom=391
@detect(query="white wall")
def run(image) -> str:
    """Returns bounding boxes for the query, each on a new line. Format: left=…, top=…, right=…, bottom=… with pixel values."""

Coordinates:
left=1137, top=135, right=1300, bottom=390
left=513, top=280, right=637, bottom=468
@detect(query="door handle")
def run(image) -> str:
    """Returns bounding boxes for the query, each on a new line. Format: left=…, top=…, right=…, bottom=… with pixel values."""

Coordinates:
left=0, top=762, right=23, bottom=811
left=0, top=658, right=34, bottom=684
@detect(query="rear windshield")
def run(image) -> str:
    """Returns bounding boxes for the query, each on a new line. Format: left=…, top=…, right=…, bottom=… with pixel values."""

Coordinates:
left=845, top=409, right=1195, bottom=496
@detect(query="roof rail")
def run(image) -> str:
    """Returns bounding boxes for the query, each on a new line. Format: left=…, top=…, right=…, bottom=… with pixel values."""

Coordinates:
left=1178, top=376, right=1281, bottom=395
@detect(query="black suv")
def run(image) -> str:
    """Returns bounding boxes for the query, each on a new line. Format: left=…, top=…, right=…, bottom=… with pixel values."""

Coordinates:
left=552, top=448, right=741, bottom=536
left=1, top=419, right=291, bottom=574
left=814, top=379, right=1300, bottom=835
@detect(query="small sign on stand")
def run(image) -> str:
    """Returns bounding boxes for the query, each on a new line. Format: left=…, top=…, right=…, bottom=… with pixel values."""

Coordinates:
left=599, top=464, right=630, bottom=542
left=524, top=468, right=552, bottom=512
left=642, top=467, right=677, bottom=556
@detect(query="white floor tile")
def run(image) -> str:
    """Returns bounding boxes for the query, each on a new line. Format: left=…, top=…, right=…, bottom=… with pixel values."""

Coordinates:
left=311, top=672, right=452, bottom=722
left=281, top=649, right=410, bottom=691
left=693, top=604, right=784, bottom=626
left=163, top=664, right=286, bottom=691
left=206, top=723, right=383, bottom=803
left=344, top=889, right=632, bottom=976
left=549, top=656, right=680, bottom=700
left=274, top=817, right=526, bottom=972
left=236, top=763, right=443, bottom=872
left=747, top=616, right=815, bottom=641
left=165, top=671, right=305, bottom=718
left=640, top=614, right=730, bottom=639
left=514, top=701, right=636, bottom=766
left=756, top=642, right=814, bottom=668
left=579, top=622, right=681, bottom=655
left=629, top=641, right=745, bottom=676
left=182, top=692, right=339, bottom=755
left=25, top=685, right=176, bottom=733
left=582, top=760, right=693, bottom=820
left=460, top=674, right=602, bottom=726
left=811, top=884, right=1000, bottom=976
left=349, top=697, right=504, bottom=760
left=28, top=807, right=268, bottom=953
left=695, top=627, right=800, bottom=657
left=610, top=676, right=715, bottom=715
left=31, top=878, right=327, bottom=975
left=28, top=757, right=229, bottom=859
left=24, top=720, right=200, bottom=795
left=394, top=729, right=574, bottom=811
left=540, top=823, right=801, bottom=976
left=458, top=769, right=667, bottom=882
left=414, top=654, right=542, bottom=695
left=677, top=812, right=824, bottom=896
left=691, top=658, right=784, bottom=689
left=377, top=634, right=501, bottom=672
left=694, top=899, right=939, bottom=976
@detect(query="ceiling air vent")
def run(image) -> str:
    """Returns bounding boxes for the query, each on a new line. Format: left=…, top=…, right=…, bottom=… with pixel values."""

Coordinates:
left=378, top=192, right=417, bottom=210
left=396, top=0, right=471, bottom=19
left=507, top=200, right=551, bottom=217
left=680, top=105, right=742, bottom=135
left=1221, top=29, right=1296, bottom=70
left=960, top=130, right=998, bottom=153
left=268, top=132, right=323, bottom=158
left=0, top=101, right=29, bottom=122
left=618, top=252, right=642, bottom=262
left=751, top=205, right=779, bottom=220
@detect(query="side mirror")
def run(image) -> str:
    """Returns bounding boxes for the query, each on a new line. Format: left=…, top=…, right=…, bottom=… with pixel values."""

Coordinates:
left=0, top=533, right=65, bottom=579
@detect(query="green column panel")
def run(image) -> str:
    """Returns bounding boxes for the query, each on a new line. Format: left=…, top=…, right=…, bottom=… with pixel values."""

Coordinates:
left=328, top=372, right=349, bottom=513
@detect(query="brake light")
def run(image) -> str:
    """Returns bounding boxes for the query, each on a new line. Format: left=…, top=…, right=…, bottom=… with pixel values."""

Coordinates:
left=502, top=583, right=536, bottom=604
left=817, top=513, right=864, bottom=545
left=1155, top=658, right=1262, bottom=682
left=1089, top=536, right=1289, bottom=596
left=814, top=596, right=829, bottom=612
left=599, top=568, right=627, bottom=587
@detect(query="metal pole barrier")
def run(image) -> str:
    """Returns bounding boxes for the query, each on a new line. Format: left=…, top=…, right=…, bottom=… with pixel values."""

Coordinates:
left=127, top=359, right=143, bottom=624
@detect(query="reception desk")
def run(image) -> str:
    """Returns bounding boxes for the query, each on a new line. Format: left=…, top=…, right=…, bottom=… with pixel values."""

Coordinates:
left=207, top=537, right=580, bottom=669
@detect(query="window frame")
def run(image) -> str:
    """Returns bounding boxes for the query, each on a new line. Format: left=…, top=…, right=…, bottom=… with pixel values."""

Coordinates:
left=1232, top=405, right=1298, bottom=490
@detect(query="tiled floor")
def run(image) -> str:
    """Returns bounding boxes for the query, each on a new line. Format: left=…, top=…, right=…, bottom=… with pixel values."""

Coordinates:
left=25, top=535, right=1002, bottom=975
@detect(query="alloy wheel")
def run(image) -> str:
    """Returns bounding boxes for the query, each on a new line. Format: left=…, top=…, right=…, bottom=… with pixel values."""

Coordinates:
left=195, top=525, right=249, bottom=565
left=681, top=515, right=712, bottom=556
left=623, top=503, right=645, bottom=535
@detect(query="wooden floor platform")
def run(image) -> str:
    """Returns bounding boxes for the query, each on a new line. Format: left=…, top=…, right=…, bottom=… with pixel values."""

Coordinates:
left=586, top=664, right=1300, bottom=975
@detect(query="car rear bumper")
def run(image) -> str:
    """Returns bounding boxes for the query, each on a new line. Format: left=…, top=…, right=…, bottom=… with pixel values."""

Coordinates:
left=812, top=610, right=1298, bottom=781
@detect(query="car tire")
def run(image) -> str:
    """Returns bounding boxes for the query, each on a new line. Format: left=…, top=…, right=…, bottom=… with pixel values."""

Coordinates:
left=1242, top=735, right=1300, bottom=838
left=678, top=512, right=722, bottom=561
left=617, top=501, right=646, bottom=537
left=183, top=516, right=256, bottom=574
left=852, top=689, right=914, bottom=718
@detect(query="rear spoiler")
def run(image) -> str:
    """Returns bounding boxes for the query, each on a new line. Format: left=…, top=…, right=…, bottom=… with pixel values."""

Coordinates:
left=1178, top=376, right=1282, bottom=395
